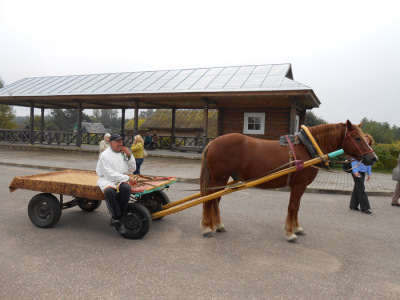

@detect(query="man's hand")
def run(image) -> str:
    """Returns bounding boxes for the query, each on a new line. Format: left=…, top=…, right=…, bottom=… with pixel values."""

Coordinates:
left=120, top=146, right=130, bottom=156
left=128, top=177, right=137, bottom=186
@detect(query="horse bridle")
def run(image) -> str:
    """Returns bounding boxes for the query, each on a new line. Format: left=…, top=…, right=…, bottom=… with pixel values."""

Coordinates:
left=341, top=129, right=374, bottom=158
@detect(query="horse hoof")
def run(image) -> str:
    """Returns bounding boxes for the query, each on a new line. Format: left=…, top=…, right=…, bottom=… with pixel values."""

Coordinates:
left=293, top=226, right=304, bottom=235
left=203, top=231, right=215, bottom=237
left=216, top=225, right=226, bottom=233
left=286, top=233, right=297, bottom=243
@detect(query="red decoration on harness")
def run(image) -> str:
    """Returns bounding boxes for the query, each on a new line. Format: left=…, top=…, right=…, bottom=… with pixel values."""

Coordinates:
left=285, top=135, right=304, bottom=172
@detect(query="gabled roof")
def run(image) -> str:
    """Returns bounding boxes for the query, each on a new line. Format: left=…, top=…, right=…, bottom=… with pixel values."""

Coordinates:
left=1, top=64, right=307, bottom=96
left=81, top=122, right=108, bottom=133
left=141, top=109, right=218, bottom=137
left=0, top=64, right=320, bottom=110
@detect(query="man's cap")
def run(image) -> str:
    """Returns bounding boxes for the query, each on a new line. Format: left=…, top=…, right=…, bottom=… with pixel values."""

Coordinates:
left=109, top=134, right=123, bottom=142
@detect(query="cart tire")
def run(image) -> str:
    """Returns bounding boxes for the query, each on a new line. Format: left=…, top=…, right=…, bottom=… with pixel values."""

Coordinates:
left=28, top=193, right=62, bottom=228
left=115, top=203, right=152, bottom=239
left=139, top=190, right=170, bottom=220
left=77, top=198, right=102, bottom=212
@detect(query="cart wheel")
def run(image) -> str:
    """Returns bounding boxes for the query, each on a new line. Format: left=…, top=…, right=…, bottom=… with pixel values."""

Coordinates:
left=115, top=203, right=152, bottom=239
left=77, top=198, right=102, bottom=212
left=28, top=193, right=62, bottom=228
left=139, top=190, right=170, bottom=220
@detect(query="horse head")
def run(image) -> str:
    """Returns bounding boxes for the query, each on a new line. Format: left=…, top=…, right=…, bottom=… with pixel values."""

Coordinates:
left=342, top=120, right=378, bottom=166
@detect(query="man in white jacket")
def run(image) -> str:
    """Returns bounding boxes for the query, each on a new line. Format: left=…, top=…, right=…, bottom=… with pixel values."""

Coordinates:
left=96, top=134, right=136, bottom=234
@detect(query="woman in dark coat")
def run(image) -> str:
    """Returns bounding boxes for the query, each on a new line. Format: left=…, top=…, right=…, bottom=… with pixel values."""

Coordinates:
left=349, top=134, right=374, bottom=214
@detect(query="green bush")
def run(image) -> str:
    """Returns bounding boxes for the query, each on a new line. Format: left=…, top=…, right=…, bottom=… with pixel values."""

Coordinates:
left=329, top=142, right=400, bottom=171
left=372, top=142, right=400, bottom=170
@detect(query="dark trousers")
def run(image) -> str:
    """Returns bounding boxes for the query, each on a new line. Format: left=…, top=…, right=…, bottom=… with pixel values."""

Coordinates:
left=134, top=158, right=144, bottom=175
left=104, top=182, right=131, bottom=220
left=350, top=172, right=371, bottom=210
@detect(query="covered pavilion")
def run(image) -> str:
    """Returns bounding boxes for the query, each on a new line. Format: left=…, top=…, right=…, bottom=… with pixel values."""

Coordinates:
left=0, top=63, right=320, bottom=148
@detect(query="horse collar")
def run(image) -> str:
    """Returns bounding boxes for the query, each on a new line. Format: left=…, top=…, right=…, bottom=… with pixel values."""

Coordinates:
left=297, top=129, right=329, bottom=169
left=297, top=130, right=318, bottom=159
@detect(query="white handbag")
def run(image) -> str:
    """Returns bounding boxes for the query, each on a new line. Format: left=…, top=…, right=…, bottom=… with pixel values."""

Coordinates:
left=392, top=166, right=400, bottom=181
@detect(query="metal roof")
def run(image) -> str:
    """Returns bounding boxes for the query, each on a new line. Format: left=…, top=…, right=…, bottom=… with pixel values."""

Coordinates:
left=0, top=64, right=310, bottom=97
left=0, top=64, right=320, bottom=110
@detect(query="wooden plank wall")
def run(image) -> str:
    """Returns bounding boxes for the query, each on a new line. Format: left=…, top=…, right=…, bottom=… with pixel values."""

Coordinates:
left=220, top=108, right=291, bottom=140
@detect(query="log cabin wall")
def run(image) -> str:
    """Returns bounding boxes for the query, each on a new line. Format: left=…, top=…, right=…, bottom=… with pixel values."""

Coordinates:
left=219, top=107, right=291, bottom=140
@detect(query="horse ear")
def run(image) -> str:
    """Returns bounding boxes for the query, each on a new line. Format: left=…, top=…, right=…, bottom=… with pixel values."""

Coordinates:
left=358, top=122, right=363, bottom=127
left=346, top=120, right=353, bottom=129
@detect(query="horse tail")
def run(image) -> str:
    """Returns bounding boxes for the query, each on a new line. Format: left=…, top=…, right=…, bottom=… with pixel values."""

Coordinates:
left=200, top=142, right=212, bottom=196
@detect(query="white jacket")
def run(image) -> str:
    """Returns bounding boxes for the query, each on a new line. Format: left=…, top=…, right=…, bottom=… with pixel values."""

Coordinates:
left=96, top=147, right=136, bottom=192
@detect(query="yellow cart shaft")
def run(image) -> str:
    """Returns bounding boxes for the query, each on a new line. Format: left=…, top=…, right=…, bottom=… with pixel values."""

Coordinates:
left=161, top=180, right=240, bottom=210
left=152, top=149, right=344, bottom=219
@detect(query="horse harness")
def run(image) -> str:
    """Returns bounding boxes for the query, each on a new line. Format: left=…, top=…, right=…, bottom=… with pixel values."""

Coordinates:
left=279, top=128, right=327, bottom=187
left=342, top=128, right=374, bottom=158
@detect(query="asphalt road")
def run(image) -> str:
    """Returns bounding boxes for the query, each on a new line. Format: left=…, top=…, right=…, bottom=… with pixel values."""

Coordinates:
left=1, top=166, right=400, bottom=299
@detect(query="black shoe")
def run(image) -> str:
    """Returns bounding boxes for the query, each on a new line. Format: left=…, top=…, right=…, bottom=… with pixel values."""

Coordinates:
left=391, top=203, right=400, bottom=207
left=118, top=220, right=127, bottom=234
left=361, top=209, right=372, bottom=214
left=350, top=207, right=360, bottom=211
left=109, top=218, right=120, bottom=227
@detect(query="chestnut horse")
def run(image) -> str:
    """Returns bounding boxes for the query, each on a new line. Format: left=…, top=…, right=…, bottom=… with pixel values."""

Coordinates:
left=200, top=121, right=378, bottom=242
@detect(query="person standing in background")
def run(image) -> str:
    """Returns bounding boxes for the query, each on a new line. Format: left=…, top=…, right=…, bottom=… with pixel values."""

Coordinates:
left=391, top=153, right=400, bottom=207
left=131, top=135, right=145, bottom=175
left=349, top=134, right=374, bottom=214
left=144, top=132, right=152, bottom=150
left=99, top=133, right=111, bottom=154
left=151, top=131, right=159, bottom=150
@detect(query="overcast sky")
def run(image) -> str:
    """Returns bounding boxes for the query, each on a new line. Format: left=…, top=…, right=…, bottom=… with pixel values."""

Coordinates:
left=1, top=0, right=399, bottom=126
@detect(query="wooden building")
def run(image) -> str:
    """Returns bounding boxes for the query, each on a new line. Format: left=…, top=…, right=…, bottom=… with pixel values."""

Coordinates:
left=73, top=122, right=110, bottom=134
left=0, top=63, right=320, bottom=147
left=140, top=109, right=218, bottom=138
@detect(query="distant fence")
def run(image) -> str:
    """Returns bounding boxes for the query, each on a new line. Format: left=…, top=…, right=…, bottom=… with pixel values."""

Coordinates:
left=0, top=129, right=213, bottom=152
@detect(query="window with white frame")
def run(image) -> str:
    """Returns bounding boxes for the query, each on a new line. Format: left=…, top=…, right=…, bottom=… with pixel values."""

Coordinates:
left=243, top=112, right=265, bottom=134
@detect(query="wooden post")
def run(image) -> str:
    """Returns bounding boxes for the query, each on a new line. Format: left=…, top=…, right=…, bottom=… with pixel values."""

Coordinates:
left=29, top=102, right=34, bottom=145
left=299, top=109, right=306, bottom=127
left=202, top=99, right=209, bottom=150
left=40, top=108, right=45, bottom=144
left=121, top=108, right=126, bottom=142
left=289, top=97, right=296, bottom=134
left=76, top=102, right=83, bottom=148
left=134, top=100, right=139, bottom=136
left=171, top=108, right=176, bottom=149
left=217, top=108, right=224, bottom=137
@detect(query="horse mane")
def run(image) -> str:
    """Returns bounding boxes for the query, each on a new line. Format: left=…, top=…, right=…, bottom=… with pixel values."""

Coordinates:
left=307, top=123, right=347, bottom=153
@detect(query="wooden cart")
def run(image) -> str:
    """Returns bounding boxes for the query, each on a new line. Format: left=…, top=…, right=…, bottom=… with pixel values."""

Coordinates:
left=9, top=149, right=344, bottom=240
left=9, top=169, right=177, bottom=239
